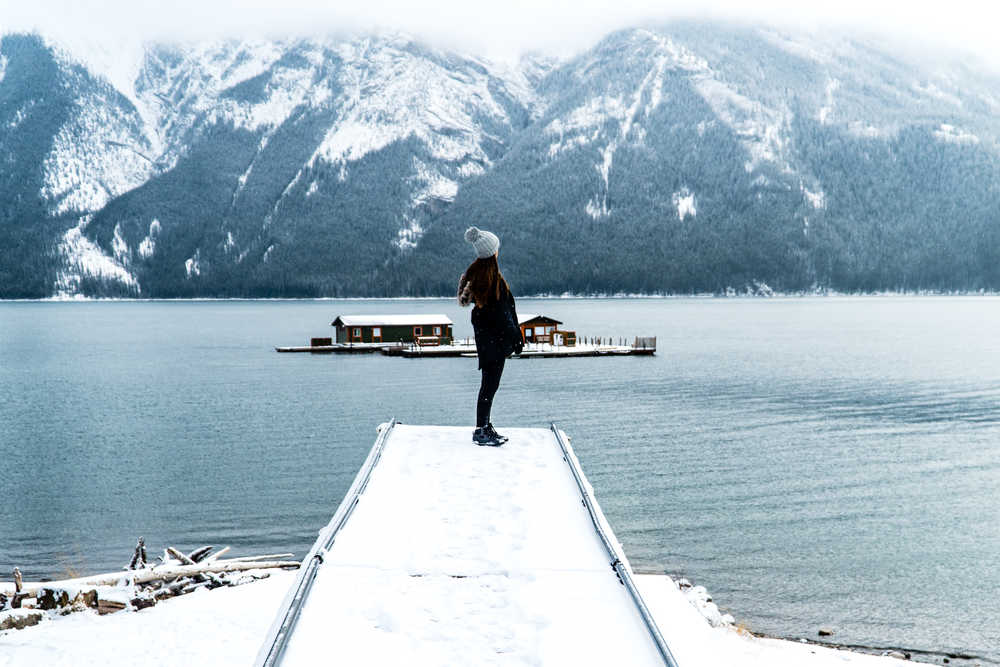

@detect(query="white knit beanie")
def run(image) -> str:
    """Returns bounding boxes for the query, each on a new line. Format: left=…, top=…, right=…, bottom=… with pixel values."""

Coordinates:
left=464, top=226, right=500, bottom=258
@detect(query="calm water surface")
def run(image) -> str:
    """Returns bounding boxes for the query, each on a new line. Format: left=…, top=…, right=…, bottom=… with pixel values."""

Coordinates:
left=1, top=297, right=998, bottom=662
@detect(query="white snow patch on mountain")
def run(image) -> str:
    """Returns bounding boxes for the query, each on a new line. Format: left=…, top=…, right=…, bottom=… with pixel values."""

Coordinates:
left=0, top=55, right=7, bottom=85
left=309, top=37, right=511, bottom=178
left=8, top=101, right=36, bottom=130
left=138, top=219, right=161, bottom=259
left=560, top=45, right=681, bottom=217
left=39, top=92, right=156, bottom=216
left=475, top=56, right=544, bottom=118
left=819, top=78, right=840, bottom=124
left=133, top=40, right=287, bottom=162
left=112, top=223, right=130, bottom=263
left=213, top=62, right=327, bottom=132
left=633, top=29, right=709, bottom=73
left=457, top=162, right=485, bottom=178
left=185, top=251, right=201, bottom=278
left=913, top=81, right=963, bottom=108
left=584, top=200, right=601, bottom=220
left=549, top=97, right=623, bottom=137
left=547, top=35, right=690, bottom=160
left=593, top=142, right=615, bottom=216
left=195, top=41, right=286, bottom=94
left=694, top=76, right=789, bottom=173
left=672, top=188, right=696, bottom=221
left=46, top=34, right=146, bottom=109
left=410, top=158, right=458, bottom=207
left=44, top=33, right=171, bottom=163
left=262, top=245, right=275, bottom=263
left=847, top=121, right=892, bottom=139
left=758, top=30, right=830, bottom=64
left=395, top=216, right=424, bottom=250
left=55, top=216, right=139, bottom=295
left=801, top=183, right=826, bottom=209
left=934, top=123, right=979, bottom=145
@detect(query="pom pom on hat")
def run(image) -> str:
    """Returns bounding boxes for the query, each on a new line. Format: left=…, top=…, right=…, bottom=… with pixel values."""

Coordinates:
left=465, top=226, right=500, bottom=258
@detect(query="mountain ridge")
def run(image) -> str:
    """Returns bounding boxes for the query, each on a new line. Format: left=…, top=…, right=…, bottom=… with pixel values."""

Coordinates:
left=1, top=23, right=998, bottom=298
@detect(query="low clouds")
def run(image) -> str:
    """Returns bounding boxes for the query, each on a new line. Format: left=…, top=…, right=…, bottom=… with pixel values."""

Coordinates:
left=2, top=0, right=998, bottom=67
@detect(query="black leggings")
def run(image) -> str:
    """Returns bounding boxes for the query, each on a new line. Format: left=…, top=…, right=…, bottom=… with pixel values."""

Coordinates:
left=476, top=358, right=505, bottom=428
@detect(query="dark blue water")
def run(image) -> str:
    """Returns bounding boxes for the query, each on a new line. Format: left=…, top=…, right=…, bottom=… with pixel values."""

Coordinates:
left=1, top=298, right=998, bottom=662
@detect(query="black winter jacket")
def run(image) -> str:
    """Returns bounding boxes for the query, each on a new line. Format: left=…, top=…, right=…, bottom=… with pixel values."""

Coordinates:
left=458, top=274, right=524, bottom=369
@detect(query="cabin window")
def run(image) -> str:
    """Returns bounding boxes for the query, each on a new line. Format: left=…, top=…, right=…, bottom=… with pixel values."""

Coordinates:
left=433, top=326, right=441, bottom=336
left=352, top=327, right=362, bottom=338
left=372, top=327, right=381, bottom=339
left=525, top=327, right=534, bottom=337
left=413, top=326, right=423, bottom=336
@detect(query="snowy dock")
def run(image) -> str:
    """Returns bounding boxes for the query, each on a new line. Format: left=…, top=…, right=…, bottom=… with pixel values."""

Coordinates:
left=255, top=422, right=678, bottom=666
left=274, top=342, right=402, bottom=354
left=276, top=341, right=656, bottom=357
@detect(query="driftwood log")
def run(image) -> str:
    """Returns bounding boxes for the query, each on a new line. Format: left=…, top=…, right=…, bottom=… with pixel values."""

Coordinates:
left=128, top=537, right=147, bottom=570
left=13, top=558, right=299, bottom=598
left=1, top=542, right=299, bottom=622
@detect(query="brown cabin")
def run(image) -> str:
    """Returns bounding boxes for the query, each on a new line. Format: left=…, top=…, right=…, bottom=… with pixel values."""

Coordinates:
left=519, top=314, right=576, bottom=346
left=331, top=314, right=454, bottom=345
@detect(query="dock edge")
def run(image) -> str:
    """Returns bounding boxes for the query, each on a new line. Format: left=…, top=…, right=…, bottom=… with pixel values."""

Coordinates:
left=253, top=419, right=398, bottom=667
left=549, top=423, right=680, bottom=667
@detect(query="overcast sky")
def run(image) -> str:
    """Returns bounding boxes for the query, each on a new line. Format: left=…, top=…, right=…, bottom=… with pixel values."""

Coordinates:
left=3, top=0, right=1000, bottom=68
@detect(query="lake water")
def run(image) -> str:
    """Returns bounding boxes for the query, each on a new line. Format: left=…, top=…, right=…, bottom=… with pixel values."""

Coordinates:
left=1, top=297, right=998, bottom=663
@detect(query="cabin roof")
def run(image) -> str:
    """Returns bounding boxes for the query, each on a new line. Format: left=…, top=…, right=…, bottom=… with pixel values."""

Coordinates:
left=332, top=314, right=454, bottom=327
left=518, top=314, right=563, bottom=326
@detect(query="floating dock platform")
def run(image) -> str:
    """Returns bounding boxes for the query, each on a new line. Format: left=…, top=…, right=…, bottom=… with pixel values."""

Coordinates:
left=274, top=342, right=402, bottom=354
left=255, top=422, right=678, bottom=666
left=276, top=341, right=655, bottom=357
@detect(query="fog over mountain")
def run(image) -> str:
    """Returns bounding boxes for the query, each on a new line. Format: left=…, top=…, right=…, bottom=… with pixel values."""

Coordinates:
left=1, top=22, right=999, bottom=297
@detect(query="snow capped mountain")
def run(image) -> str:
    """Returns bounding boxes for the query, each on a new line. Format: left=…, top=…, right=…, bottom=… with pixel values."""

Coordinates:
left=1, top=23, right=999, bottom=298
left=0, top=32, right=543, bottom=296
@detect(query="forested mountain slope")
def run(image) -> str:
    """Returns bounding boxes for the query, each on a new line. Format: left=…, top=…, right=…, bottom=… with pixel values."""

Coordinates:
left=1, top=23, right=998, bottom=297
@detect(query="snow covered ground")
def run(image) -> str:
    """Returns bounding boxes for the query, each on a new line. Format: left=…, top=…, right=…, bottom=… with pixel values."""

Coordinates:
left=1, top=424, right=907, bottom=667
left=0, top=570, right=295, bottom=666
left=0, top=569, right=907, bottom=666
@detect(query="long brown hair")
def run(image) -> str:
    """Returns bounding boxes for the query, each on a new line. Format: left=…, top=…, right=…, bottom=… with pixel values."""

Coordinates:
left=464, top=255, right=509, bottom=308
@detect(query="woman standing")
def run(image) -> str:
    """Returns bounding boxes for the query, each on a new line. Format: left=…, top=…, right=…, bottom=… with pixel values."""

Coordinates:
left=458, top=227, right=524, bottom=446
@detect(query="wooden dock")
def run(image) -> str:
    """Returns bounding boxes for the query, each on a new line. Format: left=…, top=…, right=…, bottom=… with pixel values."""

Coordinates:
left=274, top=342, right=403, bottom=354
left=254, top=423, right=678, bottom=666
left=276, top=340, right=656, bottom=358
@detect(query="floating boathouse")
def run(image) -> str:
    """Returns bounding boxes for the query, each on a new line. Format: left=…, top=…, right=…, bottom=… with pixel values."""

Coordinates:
left=519, top=313, right=577, bottom=346
left=331, top=314, right=454, bottom=345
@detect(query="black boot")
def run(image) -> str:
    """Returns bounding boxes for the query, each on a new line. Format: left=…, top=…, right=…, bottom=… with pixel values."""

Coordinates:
left=484, top=423, right=508, bottom=443
left=473, top=426, right=503, bottom=446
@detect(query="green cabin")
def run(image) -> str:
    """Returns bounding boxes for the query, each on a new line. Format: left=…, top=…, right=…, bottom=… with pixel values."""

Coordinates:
left=332, top=314, right=454, bottom=345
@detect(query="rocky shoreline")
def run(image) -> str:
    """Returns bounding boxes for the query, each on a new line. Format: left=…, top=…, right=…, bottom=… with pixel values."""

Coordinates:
left=658, top=574, right=990, bottom=667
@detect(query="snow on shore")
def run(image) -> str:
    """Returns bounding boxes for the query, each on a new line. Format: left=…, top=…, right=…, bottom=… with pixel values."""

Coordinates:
left=1, top=569, right=906, bottom=667
left=0, top=571, right=295, bottom=666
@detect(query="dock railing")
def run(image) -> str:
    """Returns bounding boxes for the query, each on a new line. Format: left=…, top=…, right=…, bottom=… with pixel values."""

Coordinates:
left=253, top=419, right=398, bottom=667
left=549, top=423, right=679, bottom=667
left=634, top=336, right=657, bottom=350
